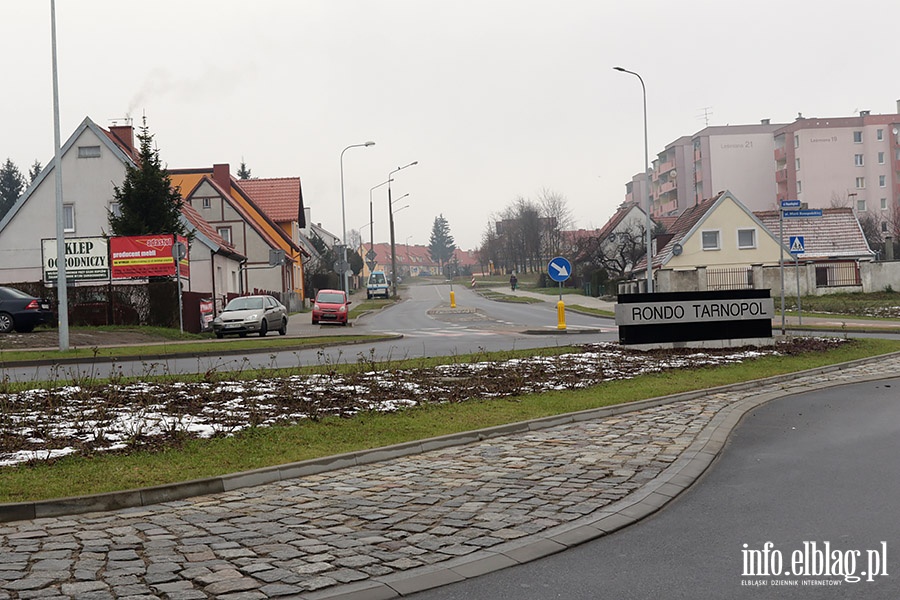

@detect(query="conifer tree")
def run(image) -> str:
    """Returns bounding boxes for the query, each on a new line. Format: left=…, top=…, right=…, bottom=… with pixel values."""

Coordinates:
left=428, top=214, right=456, bottom=271
left=0, top=158, right=25, bottom=219
left=108, top=119, right=187, bottom=238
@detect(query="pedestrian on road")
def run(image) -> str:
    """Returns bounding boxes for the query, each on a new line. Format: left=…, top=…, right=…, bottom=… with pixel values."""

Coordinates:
left=510, top=273, right=518, bottom=291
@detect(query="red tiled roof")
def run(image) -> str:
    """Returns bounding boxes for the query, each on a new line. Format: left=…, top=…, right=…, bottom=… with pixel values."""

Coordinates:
left=634, top=194, right=722, bottom=271
left=755, top=207, right=874, bottom=260
left=236, top=178, right=302, bottom=224
left=596, top=202, right=640, bottom=240
left=181, top=202, right=241, bottom=257
left=361, top=243, right=480, bottom=269
left=656, top=215, right=678, bottom=232
left=101, top=127, right=138, bottom=162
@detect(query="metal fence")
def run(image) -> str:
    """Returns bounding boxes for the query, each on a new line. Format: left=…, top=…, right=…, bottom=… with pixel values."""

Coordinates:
left=706, top=267, right=753, bottom=291
left=815, top=262, right=861, bottom=288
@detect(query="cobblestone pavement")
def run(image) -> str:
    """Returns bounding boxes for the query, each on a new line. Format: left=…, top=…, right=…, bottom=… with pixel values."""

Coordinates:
left=1, top=356, right=897, bottom=599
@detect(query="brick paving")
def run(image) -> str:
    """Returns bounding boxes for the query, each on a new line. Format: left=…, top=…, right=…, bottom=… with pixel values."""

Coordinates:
left=0, top=356, right=897, bottom=599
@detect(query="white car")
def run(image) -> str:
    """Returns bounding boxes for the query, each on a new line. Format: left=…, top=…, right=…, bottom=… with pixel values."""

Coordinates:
left=212, top=295, right=288, bottom=338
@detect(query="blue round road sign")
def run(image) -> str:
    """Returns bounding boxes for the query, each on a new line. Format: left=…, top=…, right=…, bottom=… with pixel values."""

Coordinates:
left=547, top=256, right=572, bottom=282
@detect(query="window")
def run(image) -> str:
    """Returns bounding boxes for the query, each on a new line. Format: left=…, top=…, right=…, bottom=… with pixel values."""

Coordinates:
left=794, top=134, right=800, bottom=148
left=877, top=129, right=884, bottom=141
left=879, top=152, right=885, bottom=164
left=795, top=158, right=800, bottom=171
left=854, top=154, right=864, bottom=166
left=797, top=181, right=802, bottom=194
left=881, top=198, right=888, bottom=210
left=63, top=204, right=75, bottom=232
left=738, top=229, right=756, bottom=249
left=853, top=131, right=863, bottom=143
left=108, top=203, right=121, bottom=217
left=701, top=230, right=720, bottom=250
left=857, top=199, right=867, bottom=212
left=880, top=175, right=887, bottom=188
left=77, top=145, right=101, bottom=158
left=216, top=226, right=232, bottom=244
left=856, top=177, right=866, bottom=189
left=882, top=222, right=889, bottom=233
left=202, top=198, right=211, bottom=209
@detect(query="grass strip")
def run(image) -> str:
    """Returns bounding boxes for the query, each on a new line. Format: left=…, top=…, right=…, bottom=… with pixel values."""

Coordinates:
left=2, top=338, right=898, bottom=503
left=0, top=334, right=386, bottom=364
left=567, top=305, right=616, bottom=318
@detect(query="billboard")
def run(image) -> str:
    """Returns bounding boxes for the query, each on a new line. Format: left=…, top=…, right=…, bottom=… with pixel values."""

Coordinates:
left=110, top=235, right=190, bottom=280
left=42, top=237, right=110, bottom=283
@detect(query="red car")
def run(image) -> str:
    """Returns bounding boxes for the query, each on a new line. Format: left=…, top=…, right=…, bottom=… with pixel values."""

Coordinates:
left=312, top=289, right=351, bottom=325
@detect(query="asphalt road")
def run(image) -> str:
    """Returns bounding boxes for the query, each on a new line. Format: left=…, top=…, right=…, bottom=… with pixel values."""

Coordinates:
left=406, top=377, right=900, bottom=600
left=1, top=284, right=618, bottom=381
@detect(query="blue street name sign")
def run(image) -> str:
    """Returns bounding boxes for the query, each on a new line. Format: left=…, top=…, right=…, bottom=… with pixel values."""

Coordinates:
left=780, top=199, right=802, bottom=208
left=783, top=209, right=823, bottom=218
left=547, top=256, right=572, bottom=282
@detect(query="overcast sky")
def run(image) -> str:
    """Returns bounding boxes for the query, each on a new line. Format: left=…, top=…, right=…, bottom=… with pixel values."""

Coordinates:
left=3, top=1, right=899, bottom=251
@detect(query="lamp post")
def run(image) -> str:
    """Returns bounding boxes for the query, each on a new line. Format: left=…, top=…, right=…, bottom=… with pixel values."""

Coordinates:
left=340, top=141, right=375, bottom=294
left=614, top=66, right=653, bottom=293
left=388, top=161, right=418, bottom=297
left=50, top=0, right=69, bottom=350
left=368, top=178, right=392, bottom=268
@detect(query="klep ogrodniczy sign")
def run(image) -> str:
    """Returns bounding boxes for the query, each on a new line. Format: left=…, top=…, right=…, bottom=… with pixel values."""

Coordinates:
left=42, top=237, right=110, bottom=283
left=616, top=289, right=774, bottom=345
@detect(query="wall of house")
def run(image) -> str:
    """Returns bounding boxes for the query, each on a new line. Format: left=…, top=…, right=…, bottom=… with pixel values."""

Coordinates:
left=187, top=180, right=284, bottom=294
left=0, top=127, right=126, bottom=283
left=665, top=197, right=783, bottom=270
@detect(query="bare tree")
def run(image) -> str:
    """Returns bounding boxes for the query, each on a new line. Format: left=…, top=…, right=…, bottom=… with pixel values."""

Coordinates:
left=858, top=213, right=884, bottom=257
left=538, top=189, right=573, bottom=258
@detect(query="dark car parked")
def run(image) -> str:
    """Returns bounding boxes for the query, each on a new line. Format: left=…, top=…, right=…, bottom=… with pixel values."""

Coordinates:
left=0, top=286, right=55, bottom=333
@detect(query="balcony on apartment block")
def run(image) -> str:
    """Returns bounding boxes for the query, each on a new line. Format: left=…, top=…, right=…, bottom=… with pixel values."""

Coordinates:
left=775, top=169, right=788, bottom=183
left=774, top=147, right=786, bottom=162
left=659, top=180, right=677, bottom=195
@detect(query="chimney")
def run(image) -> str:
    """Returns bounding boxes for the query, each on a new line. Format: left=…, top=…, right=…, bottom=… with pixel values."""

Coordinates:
left=108, top=124, right=135, bottom=156
left=860, top=110, right=870, bottom=117
left=896, top=99, right=900, bottom=114
left=213, top=163, right=231, bottom=190
left=761, top=118, right=770, bottom=125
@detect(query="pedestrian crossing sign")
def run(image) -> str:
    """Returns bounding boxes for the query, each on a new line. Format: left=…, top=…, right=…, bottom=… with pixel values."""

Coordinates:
left=789, top=235, right=805, bottom=255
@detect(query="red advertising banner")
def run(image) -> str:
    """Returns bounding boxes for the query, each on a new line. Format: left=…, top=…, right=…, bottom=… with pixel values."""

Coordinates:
left=110, top=235, right=190, bottom=280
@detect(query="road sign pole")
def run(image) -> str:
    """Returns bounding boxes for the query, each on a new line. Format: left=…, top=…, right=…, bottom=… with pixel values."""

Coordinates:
left=780, top=208, right=785, bottom=334
left=796, top=254, right=802, bottom=326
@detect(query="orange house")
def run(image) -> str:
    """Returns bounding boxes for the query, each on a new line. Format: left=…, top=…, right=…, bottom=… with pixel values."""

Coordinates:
left=169, top=165, right=309, bottom=304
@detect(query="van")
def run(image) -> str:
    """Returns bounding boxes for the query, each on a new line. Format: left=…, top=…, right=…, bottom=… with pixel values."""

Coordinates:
left=366, top=270, right=390, bottom=299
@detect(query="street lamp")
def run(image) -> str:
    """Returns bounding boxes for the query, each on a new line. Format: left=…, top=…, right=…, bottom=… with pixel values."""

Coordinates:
left=340, top=141, right=375, bottom=294
left=368, top=178, right=392, bottom=269
left=388, top=161, right=418, bottom=297
left=614, top=66, right=654, bottom=293
left=391, top=193, right=410, bottom=207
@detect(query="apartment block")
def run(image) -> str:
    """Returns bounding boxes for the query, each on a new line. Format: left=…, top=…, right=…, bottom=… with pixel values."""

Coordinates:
left=626, top=101, right=900, bottom=222
left=774, top=106, right=900, bottom=216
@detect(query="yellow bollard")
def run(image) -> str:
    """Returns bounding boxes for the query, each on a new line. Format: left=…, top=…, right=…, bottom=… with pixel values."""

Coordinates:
left=450, top=290, right=456, bottom=308
left=557, top=300, right=566, bottom=330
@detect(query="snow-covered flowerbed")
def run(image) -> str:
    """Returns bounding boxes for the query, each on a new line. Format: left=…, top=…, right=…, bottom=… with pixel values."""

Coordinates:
left=0, top=339, right=846, bottom=467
